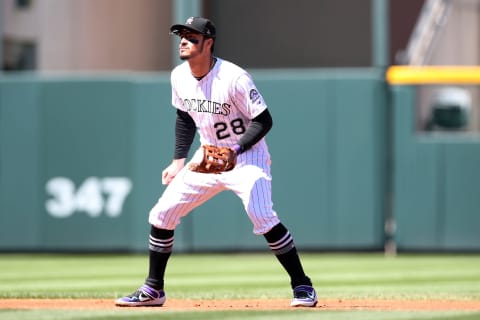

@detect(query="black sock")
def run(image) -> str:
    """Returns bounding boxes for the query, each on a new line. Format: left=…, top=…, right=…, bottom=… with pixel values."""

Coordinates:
left=264, top=223, right=312, bottom=289
left=145, top=226, right=174, bottom=290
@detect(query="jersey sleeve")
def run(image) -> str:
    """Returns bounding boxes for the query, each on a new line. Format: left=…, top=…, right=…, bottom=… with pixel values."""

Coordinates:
left=232, top=73, right=268, bottom=119
left=171, top=70, right=186, bottom=111
left=171, top=87, right=183, bottom=110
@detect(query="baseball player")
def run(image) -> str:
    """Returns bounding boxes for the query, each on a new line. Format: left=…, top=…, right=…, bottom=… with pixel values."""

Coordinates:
left=115, top=17, right=317, bottom=308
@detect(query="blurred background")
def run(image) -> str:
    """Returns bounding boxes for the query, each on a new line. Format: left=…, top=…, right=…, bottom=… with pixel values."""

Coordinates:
left=1, top=0, right=479, bottom=253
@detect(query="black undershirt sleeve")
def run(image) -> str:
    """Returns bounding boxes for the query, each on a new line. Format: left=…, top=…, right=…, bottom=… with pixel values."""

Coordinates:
left=174, top=109, right=196, bottom=159
left=236, top=108, right=273, bottom=154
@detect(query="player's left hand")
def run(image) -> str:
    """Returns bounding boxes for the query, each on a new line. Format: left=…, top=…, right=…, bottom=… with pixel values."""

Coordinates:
left=189, top=145, right=237, bottom=174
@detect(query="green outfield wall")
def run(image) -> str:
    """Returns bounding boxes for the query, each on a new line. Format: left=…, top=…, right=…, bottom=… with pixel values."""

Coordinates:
left=0, top=75, right=173, bottom=251
left=2, top=69, right=479, bottom=252
left=0, top=69, right=387, bottom=252
left=391, top=85, right=480, bottom=251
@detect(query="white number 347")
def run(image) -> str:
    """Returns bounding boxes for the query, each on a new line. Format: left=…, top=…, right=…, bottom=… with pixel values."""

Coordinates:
left=45, top=177, right=132, bottom=218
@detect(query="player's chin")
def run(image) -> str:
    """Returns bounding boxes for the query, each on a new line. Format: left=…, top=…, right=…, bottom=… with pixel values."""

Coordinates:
left=179, top=52, right=191, bottom=60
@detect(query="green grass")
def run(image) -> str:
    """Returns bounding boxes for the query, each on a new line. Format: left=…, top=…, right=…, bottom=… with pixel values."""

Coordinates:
left=1, top=310, right=480, bottom=320
left=0, top=253, right=479, bottom=319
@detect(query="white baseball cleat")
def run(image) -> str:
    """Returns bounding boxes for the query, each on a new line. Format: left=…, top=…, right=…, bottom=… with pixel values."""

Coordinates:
left=115, top=284, right=166, bottom=307
left=290, top=285, right=318, bottom=307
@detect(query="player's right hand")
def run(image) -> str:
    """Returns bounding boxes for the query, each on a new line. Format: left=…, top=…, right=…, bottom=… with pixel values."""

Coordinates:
left=162, top=158, right=186, bottom=185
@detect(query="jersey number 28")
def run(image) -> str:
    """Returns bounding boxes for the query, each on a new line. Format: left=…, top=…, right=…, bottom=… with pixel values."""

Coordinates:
left=214, top=118, right=246, bottom=140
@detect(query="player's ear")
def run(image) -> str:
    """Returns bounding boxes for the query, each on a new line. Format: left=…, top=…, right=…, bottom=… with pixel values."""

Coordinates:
left=206, top=37, right=215, bottom=53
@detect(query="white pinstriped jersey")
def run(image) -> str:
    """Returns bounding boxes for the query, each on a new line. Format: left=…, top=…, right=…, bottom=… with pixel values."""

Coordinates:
left=149, top=57, right=280, bottom=235
left=171, top=57, right=269, bottom=153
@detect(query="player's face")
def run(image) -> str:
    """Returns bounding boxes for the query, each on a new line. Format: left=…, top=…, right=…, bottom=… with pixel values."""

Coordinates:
left=178, top=30, right=209, bottom=60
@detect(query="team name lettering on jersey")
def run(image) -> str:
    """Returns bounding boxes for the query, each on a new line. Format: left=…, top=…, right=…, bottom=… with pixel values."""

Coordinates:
left=182, top=98, right=231, bottom=116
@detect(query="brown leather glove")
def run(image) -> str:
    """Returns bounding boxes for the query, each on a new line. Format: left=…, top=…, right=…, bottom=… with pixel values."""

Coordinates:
left=189, top=145, right=237, bottom=174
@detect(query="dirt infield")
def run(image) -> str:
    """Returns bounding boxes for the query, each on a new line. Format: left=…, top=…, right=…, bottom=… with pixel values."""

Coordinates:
left=1, top=298, right=480, bottom=311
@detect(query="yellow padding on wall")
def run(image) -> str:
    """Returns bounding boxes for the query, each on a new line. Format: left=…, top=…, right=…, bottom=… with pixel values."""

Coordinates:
left=386, top=66, right=480, bottom=84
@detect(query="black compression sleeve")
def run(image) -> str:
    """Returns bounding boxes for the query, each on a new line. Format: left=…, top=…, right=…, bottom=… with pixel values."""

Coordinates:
left=174, top=109, right=196, bottom=159
left=237, top=108, right=273, bottom=153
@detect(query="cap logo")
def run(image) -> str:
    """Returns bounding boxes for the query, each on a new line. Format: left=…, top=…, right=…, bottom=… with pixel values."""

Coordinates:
left=186, top=17, right=194, bottom=25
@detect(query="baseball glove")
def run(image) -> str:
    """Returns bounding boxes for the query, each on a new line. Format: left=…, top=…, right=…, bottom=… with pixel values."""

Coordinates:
left=189, top=145, right=237, bottom=174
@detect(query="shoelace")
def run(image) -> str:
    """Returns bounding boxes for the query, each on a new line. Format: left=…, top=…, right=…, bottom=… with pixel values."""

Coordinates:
left=294, top=289, right=312, bottom=299
left=128, top=290, right=142, bottom=298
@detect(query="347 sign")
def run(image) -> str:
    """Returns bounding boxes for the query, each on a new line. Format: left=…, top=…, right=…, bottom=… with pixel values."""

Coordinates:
left=45, top=177, right=132, bottom=218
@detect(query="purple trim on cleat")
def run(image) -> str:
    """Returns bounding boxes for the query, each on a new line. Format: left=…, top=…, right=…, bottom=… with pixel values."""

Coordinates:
left=115, top=284, right=166, bottom=307
left=290, top=285, right=318, bottom=307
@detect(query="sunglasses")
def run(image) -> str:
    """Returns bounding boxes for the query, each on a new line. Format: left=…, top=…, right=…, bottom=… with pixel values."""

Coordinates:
left=176, top=31, right=201, bottom=44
